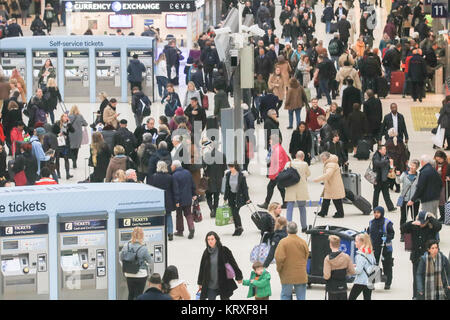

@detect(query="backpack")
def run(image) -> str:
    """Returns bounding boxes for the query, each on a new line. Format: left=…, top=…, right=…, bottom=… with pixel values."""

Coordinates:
left=328, top=41, right=340, bottom=56
left=121, top=242, right=143, bottom=274
left=35, top=108, right=47, bottom=123
left=139, top=96, right=151, bottom=117
left=357, top=253, right=382, bottom=289
left=205, top=50, right=216, bottom=66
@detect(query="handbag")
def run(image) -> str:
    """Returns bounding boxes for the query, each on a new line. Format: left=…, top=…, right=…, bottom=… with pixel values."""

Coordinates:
left=81, top=127, right=89, bottom=145
left=225, top=263, right=235, bottom=279
left=57, top=135, right=66, bottom=147
left=387, top=168, right=396, bottom=179
left=276, top=163, right=301, bottom=188
left=364, top=162, right=377, bottom=185
left=192, top=198, right=203, bottom=223
left=432, top=125, right=445, bottom=148
left=198, top=176, right=209, bottom=194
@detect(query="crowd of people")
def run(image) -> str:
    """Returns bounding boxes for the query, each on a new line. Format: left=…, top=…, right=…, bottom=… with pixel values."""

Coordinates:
left=0, top=0, right=449, bottom=301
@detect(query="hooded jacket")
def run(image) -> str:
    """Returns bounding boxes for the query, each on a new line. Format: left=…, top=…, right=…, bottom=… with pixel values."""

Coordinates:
left=127, top=59, right=146, bottom=82
left=323, top=251, right=355, bottom=293
left=105, top=155, right=127, bottom=182
left=367, top=207, right=395, bottom=251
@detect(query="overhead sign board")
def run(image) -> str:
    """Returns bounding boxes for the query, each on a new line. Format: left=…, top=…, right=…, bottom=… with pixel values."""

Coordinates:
left=63, top=0, right=196, bottom=13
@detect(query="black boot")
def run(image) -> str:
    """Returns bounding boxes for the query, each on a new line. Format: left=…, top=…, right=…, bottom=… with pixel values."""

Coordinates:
left=73, top=161, right=77, bottom=169
left=188, top=229, right=195, bottom=239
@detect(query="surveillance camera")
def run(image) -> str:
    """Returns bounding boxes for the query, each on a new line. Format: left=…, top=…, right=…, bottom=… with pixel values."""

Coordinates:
left=213, top=27, right=232, bottom=35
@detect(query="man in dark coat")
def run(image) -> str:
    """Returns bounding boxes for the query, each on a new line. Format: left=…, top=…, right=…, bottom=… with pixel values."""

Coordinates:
left=400, top=210, right=442, bottom=299
left=414, top=19, right=430, bottom=41
left=147, top=141, right=172, bottom=178
left=379, top=103, right=408, bottom=143
left=337, top=15, right=351, bottom=47
left=334, top=3, right=348, bottom=20
left=359, top=52, right=382, bottom=93
left=200, top=41, right=220, bottom=91
left=341, top=78, right=361, bottom=119
left=325, top=131, right=348, bottom=167
left=382, top=43, right=402, bottom=84
left=363, top=89, right=382, bottom=141
left=322, top=2, right=334, bottom=34
left=372, top=145, right=396, bottom=211
left=360, top=11, right=370, bottom=36
left=184, top=97, right=207, bottom=143
left=408, top=155, right=442, bottom=215
left=213, top=85, right=230, bottom=122
left=264, top=109, right=282, bottom=150
left=254, top=47, right=273, bottom=81
left=203, top=144, right=227, bottom=217
left=171, top=160, right=197, bottom=239
left=408, top=49, right=427, bottom=102
left=127, top=54, right=146, bottom=93
left=163, top=40, right=179, bottom=84
left=134, top=117, right=158, bottom=146
left=279, top=5, right=292, bottom=25
left=367, top=206, right=395, bottom=290
left=114, top=119, right=137, bottom=160
left=6, top=18, right=23, bottom=37
left=262, top=28, right=276, bottom=46
left=137, top=273, right=173, bottom=300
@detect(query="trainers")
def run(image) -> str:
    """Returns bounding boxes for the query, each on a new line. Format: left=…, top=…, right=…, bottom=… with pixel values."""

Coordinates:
left=188, top=230, right=195, bottom=239
left=388, top=207, right=397, bottom=212
left=384, top=284, right=391, bottom=290
left=258, top=202, right=268, bottom=209
left=174, top=232, right=183, bottom=237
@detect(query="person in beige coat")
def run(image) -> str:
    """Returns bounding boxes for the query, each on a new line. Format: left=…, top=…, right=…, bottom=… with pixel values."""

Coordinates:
left=274, top=55, right=292, bottom=88
left=268, top=67, right=286, bottom=102
left=338, top=50, right=355, bottom=68
left=102, top=98, right=119, bottom=129
left=336, top=60, right=362, bottom=91
left=313, top=152, right=346, bottom=218
left=285, top=151, right=311, bottom=232
left=275, top=222, right=309, bottom=300
left=284, top=78, right=308, bottom=129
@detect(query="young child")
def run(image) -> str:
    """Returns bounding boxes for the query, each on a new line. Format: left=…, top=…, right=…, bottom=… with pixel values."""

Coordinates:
left=242, top=261, right=271, bottom=300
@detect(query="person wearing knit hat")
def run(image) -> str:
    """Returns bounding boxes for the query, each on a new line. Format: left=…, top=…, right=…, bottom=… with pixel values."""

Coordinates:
left=367, top=206, right=394, bottom=290
left=175, top=107, right=184, bottom=117
left=400, top=210, right=443, bottom=299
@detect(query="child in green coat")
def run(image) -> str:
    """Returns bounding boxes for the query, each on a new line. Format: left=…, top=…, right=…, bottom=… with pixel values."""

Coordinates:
left=242, top=261, right=272, bottom=300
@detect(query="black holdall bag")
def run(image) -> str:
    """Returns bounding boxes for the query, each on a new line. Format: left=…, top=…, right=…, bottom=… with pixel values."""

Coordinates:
left=121, top=242, right=143, bottom=274
left=276, top=163, right=301, bottom=189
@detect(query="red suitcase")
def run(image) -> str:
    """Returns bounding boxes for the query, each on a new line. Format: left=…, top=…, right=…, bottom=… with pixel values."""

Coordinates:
left=390, top=71, right=405, bottom=94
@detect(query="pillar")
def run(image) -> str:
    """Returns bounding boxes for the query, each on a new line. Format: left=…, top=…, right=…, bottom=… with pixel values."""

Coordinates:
left=187, top=12, right=193, bottom=49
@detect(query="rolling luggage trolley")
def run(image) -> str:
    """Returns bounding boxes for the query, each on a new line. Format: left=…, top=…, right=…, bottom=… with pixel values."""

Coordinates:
left=246, top=202, right=273, bottom=243
left=59, top=101, right=68, bottom=114
left=305, top=226, right=359, bottom=288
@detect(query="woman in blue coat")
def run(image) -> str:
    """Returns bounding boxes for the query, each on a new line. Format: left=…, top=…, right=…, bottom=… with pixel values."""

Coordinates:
left=148, top=161, right=176, bottom=241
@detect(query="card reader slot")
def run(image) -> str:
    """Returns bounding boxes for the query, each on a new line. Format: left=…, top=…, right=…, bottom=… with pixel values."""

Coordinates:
left=5, top=278, right=35, bottom=286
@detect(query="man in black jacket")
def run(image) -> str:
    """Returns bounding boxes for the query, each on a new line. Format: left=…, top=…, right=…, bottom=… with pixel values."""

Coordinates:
left=334, top=3, right=348, bottom=20
left=6, top=18, right=23, bottom=37
left=134, top=117, right=157, bottom=146
left=341, top=78, right=362, bottom=119
left=137, top=273, right=172, bottom=300
left=367, top=206, right=395, bottom=290
left=328, top=33, right=344, bottom=70
left=262, top=28, right=275, bottom=47
left=163, top=40, right=179, bottom=84
left=372, top=145, right=396, bottom=211
left=254, top=47, right=273, bottom=81
left=407, top=154, right=442, bottom=215
left=114, top=119, right=137, bottom=161
left=317, top=115, right=332, bottom=152
left=200, top=41, right=220, bottom=91
left=264, top=109, right=281, bottom=150
left=379, top=103, right=408, bottom=143
left=360, top=52, right=382, bottom=93
left=408, top=49, right=427, bottom=102
left=131, top=87, right=151, bottom=127
left=316, top=55, right=335, bottom=106
left=279, top=5, right=292, bottom=25
left=400, top=211, right=442, bottom=299
left=337, top=15, right=351, bottom=47
left=363, top=89, right=382, bottom=142
left=325, top=131, right=348, bottom=167
left=382, top=43, right=402, bottom=85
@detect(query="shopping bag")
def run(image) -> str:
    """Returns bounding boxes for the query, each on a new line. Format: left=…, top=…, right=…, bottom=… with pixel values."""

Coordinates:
left=215, top=205, right=233, bottom=226
left=432, top=125, right=445, bottom=148
left=192, top=198, right=203, bottom=223
left=81, top=127, right=89, bottom=145
left=57, top=135, right=66, bottom=147
left=250, top=242, right=274, bottom=264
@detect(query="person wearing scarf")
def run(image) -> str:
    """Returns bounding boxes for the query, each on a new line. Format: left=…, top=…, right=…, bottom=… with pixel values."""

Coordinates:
left=416, top=239, right=450, bottom=300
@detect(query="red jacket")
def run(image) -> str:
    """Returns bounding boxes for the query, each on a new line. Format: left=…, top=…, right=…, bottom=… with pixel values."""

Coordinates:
left=404, top=55, right=413, bottom=73
left=35, top=178, right=58, bottom=185
left=10, top=127, right=23, bottom=157
left=305, top=107, right=326, bottom=131
left=268, top=143, right=290, bottom=180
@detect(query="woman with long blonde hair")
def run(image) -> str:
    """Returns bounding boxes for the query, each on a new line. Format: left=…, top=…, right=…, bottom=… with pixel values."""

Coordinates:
left=155, top=53, right=169, bottom=99
left=349, top=233, right=376, bottom=300
left=88, top=132, right=111, bottom=182
left=119, top=226, right=153, bottom=300
left=44, top=77, right=62, bottom=124
left=68, top=105, right=88, bottom=169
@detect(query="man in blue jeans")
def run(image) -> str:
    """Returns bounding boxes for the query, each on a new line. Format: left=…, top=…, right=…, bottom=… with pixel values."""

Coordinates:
left=275, top=221, right=309, bottom=300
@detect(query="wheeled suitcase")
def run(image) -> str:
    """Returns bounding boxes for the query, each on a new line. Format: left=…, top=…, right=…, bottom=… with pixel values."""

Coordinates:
left=247, top=203, right=273, bottom=234
left=444, top=183, right=450, bottom=225
left=376, top=77, right=389, bottom=98
left=352, top=195, right=372, bottom=214
left=390, top=71, right=405, bottom=94
left=342, top=171, right=361, bottom=198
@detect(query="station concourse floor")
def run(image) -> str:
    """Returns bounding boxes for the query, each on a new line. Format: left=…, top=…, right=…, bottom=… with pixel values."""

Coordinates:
left=17, top=4, right=449, bottom=300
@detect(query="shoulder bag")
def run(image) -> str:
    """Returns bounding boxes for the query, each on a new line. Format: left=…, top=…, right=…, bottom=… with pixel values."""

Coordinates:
left=364, top=162, right=377, bottom=185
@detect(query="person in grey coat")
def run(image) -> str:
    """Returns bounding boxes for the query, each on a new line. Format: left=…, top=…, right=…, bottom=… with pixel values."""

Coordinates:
left=119, top=226, right=153, bottom=300
left=68, top=105, right=88, bottom=169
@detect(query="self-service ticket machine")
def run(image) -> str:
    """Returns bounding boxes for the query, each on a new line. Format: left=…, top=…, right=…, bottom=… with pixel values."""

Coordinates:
left=96, top=50, right=121, bottom=98
left=32, top=50, right=57, bottom=92
left=0, top=215, right=49, bottom=300
left=0, top=51, right=26, bottom=81
left=57, top=212, right=108, bottom=300
left=64, top=51, right=89, bottom=99
left=127, top=50, right=154, bottom=100
left=115, top=209, right=166, bottom=300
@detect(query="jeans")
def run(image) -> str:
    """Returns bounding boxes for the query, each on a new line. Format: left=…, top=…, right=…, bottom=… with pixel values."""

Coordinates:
left=126, top=276, right=147, bottom=300
left=166, top=210, right=173, bottom=235
left=288, top=109, right=301, bottom=128
left=372, top=180, right=394, bottom=210
left=412, top=260, right=419, bottom=299
left=411, top=81, right=424, bottom=100
left=265, top=178, right=285, bottom=204
left=176, top=205, right=195, bottom=233
left=326, top=21, right=331, bottom=33
left=281, top=283, right=306, bottom=300
left=384, top=66, right=392, bottom=84
left=201, top=288, right=229, bottom=300
left=402, top=73, right=409, bottom=95
left=286, top=201, right=307, bottom=230
left=45, top=19, right=52, bottom=33
left=317, top=79, right=332, bottom=105
left=331, top=56, right=339, bottom=70
left=328, top=292, right=347, bottom=300
left=348, top=284, right=372, bottom=300
left=70, top=148, right=79, bottom=167
left=21, top=9, right=28, bottom=24
left=156, top=76, right=168, bottom=98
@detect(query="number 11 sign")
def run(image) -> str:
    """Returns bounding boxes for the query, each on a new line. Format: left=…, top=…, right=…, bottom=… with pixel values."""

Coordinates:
left=431, top=3, right=448, bottom=17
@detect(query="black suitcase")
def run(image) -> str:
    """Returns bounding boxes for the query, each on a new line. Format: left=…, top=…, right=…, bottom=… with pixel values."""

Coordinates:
left=330, top=22, right=338, bottom=33
left=353, top=195, right=372, bottom=214
left=354, top=139, right=371, bottom=160
left=376, top=77, right=389, bottom=98
left=247, top=203, right=273, bottom=233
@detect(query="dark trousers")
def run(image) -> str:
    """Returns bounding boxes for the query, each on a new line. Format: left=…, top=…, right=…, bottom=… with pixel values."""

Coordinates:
left=130, top=81, right=142, bottom=94
left=328, top=291, right=347, bottom=300
left=126, top=276, right=147, bottom=300
left=204, top=67, right=214, bottom=91
left=374, top=247, right=393, bottom=286
left=320, top=198, right=344, bottom=217
left=400, top=201, right=420, bottom=228
left=373, top=180, right=394, bottom=210
left=202, top=288, right=229, bottom=300
left=265, top=178, right=285, bottom=204
left=228, top=192, right=242, bottom=229
left=176, top=205, right=195, bottom=233
left=206, top=191, right=220, bottom=214
left=412, top=260, right=419, bottom=299
left=56, top=150, right=70, bottom=177
left=349, top=284, right=372, bottom=300
left=45, top=19, right=52, bottom=32
left=70, top=148, right=79, bottom=167
left=411, top=81, right=424, bottom=100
